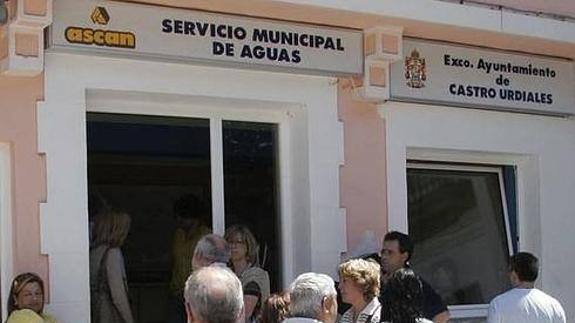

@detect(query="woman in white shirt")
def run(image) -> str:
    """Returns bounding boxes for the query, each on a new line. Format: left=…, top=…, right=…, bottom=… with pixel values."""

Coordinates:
left=337, top=259, right=381, bottom=323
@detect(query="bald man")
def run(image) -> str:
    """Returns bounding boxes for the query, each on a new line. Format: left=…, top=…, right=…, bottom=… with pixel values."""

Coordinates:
left=184, top=266, right=244, bottom=323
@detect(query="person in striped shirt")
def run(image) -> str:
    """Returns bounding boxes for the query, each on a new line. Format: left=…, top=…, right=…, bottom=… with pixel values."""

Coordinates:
left=337, top=259, right=381, bottom=323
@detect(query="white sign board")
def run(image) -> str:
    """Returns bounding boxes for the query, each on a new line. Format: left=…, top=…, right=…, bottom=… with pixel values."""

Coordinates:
left=391, top=39, right=575, bottom=115
left=50, top=0, right=363, bottom=76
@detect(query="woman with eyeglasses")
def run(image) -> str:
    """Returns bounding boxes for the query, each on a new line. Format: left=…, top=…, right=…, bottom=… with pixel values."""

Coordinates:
left=225, top=225, right=270, bottom=323
left=5, top=272, right=58, bottom=323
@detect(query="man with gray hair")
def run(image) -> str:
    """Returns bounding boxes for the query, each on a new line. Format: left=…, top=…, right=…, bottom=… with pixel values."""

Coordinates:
left=192, top=233, right=230, bottom=270
left=184, top=266, right=244, bottom=323
left=285, top=272, right=338, bottom=323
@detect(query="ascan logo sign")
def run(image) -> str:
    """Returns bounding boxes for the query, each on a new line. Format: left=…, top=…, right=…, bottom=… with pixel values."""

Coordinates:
left=65, top=7, right=136, bottom=49
left=52, top=0, right=363, bottom=75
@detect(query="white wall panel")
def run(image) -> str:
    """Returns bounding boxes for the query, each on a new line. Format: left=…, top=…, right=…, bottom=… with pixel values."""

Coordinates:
left=42, top=52, right=346, bottom=322
left=381, top=101, right=575, bottom=319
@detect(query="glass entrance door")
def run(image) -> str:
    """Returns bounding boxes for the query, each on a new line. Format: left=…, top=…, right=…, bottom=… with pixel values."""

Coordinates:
left=223, top=121, right=280, bottom=292
left=87, top=112, right=281, bottom=323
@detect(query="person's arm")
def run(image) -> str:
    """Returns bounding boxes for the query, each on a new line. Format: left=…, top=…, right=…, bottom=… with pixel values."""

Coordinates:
left=106, top=248, right=135, bottom=323
left=43, top=312, right=60, bottom=323
left=486, top=300, right=500, bottom=323
left=432, top=311, right=450, bottom=323
left=6, top=309, right=44, bottom=323
left=243, top=281, right=261, bottom=321
left=555, top=301, right=566, bottom=323
left=244, top=295, right=259, bottom=321
left=420, top=279, right=449, bottom=323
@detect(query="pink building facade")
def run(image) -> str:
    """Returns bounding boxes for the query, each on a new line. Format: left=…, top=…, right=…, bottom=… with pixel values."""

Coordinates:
left=1, top=1, right=574, bottom=322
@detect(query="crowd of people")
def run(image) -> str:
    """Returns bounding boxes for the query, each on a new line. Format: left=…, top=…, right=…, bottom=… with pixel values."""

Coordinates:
left=3, top=208, right=567, bottom=323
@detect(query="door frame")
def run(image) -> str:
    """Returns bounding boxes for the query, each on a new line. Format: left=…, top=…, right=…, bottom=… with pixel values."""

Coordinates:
left=41, top=52, right=346, bottom=322
left=86, top=89, right=294, bottom=285
left=0, top=143, right=13, bottom=321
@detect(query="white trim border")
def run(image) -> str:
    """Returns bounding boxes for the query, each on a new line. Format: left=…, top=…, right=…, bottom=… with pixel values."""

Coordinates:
left=41, top=52, right=347, bottom=321
left=0, top=143, right=13, bottom=321
left=377, top=100, right=575, bottom=318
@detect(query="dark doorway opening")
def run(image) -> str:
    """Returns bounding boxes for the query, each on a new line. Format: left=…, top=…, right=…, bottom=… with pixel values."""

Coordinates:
left=87, top=113, right=281, bottom=323
left=87, top=113, right=211, bottom=323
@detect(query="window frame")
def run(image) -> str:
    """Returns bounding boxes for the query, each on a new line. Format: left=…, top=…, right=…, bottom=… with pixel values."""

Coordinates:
left=380, top=101, right=559, bottom=322
left=0, top=143, right=14, bottom=321
left=407, top=161, right=515, bottom=319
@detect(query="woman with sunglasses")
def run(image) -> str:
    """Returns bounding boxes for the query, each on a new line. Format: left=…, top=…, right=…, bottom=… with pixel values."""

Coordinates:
left=5, top=272, right=58, bottom=323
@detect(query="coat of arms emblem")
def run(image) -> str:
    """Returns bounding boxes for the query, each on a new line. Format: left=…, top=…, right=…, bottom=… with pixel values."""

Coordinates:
left=405, top=49, right=426, bottom=88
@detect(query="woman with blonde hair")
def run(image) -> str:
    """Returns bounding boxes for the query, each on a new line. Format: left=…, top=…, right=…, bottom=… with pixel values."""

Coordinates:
left=89, top=210, right=134, bottom=323
left=5, top=272, right=58, bottom=323
left=225, top=225, right=270, bottom=323
left=337, top=259, right=381, bottom=323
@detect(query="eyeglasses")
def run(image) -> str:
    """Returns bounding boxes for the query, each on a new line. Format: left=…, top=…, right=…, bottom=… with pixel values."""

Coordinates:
left=228, top=240, right=245, bottom=245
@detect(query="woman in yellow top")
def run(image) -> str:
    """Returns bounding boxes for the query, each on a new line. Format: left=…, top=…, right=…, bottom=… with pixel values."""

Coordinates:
left=168, top=194, right=211, bottom=323
left=6, top=272, right=58, bottom=323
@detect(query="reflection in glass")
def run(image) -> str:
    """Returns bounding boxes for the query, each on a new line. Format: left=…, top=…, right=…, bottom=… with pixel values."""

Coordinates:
left=223, top=120, right=280, bottom=292
left=407, top=167, right=511, bottom=305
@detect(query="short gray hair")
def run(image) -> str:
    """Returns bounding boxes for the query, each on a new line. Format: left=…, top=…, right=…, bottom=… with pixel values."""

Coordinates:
left=184, top=266, right=244, bottom=323
left=289, top=272, right=337, bottom=319
left=195, top=234, right=230, bottom=264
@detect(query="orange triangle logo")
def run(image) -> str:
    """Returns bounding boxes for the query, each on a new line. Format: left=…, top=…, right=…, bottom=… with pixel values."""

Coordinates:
left=91, top=6, right=110, bottom=25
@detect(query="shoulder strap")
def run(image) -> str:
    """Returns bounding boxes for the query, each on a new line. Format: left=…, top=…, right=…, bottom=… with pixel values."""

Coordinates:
left=91, top=247, right=111, bottom=323
left=364, top=306, right=378, bottom=323
left=92, top=247, right=112, bottom=297
left=366, top=302, right=381, bottom=323
left=97, top=248, right=111, bottom=286
left=94, top=247, right=129, bottom=323
left=364, top=313, right=375, bottom=323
